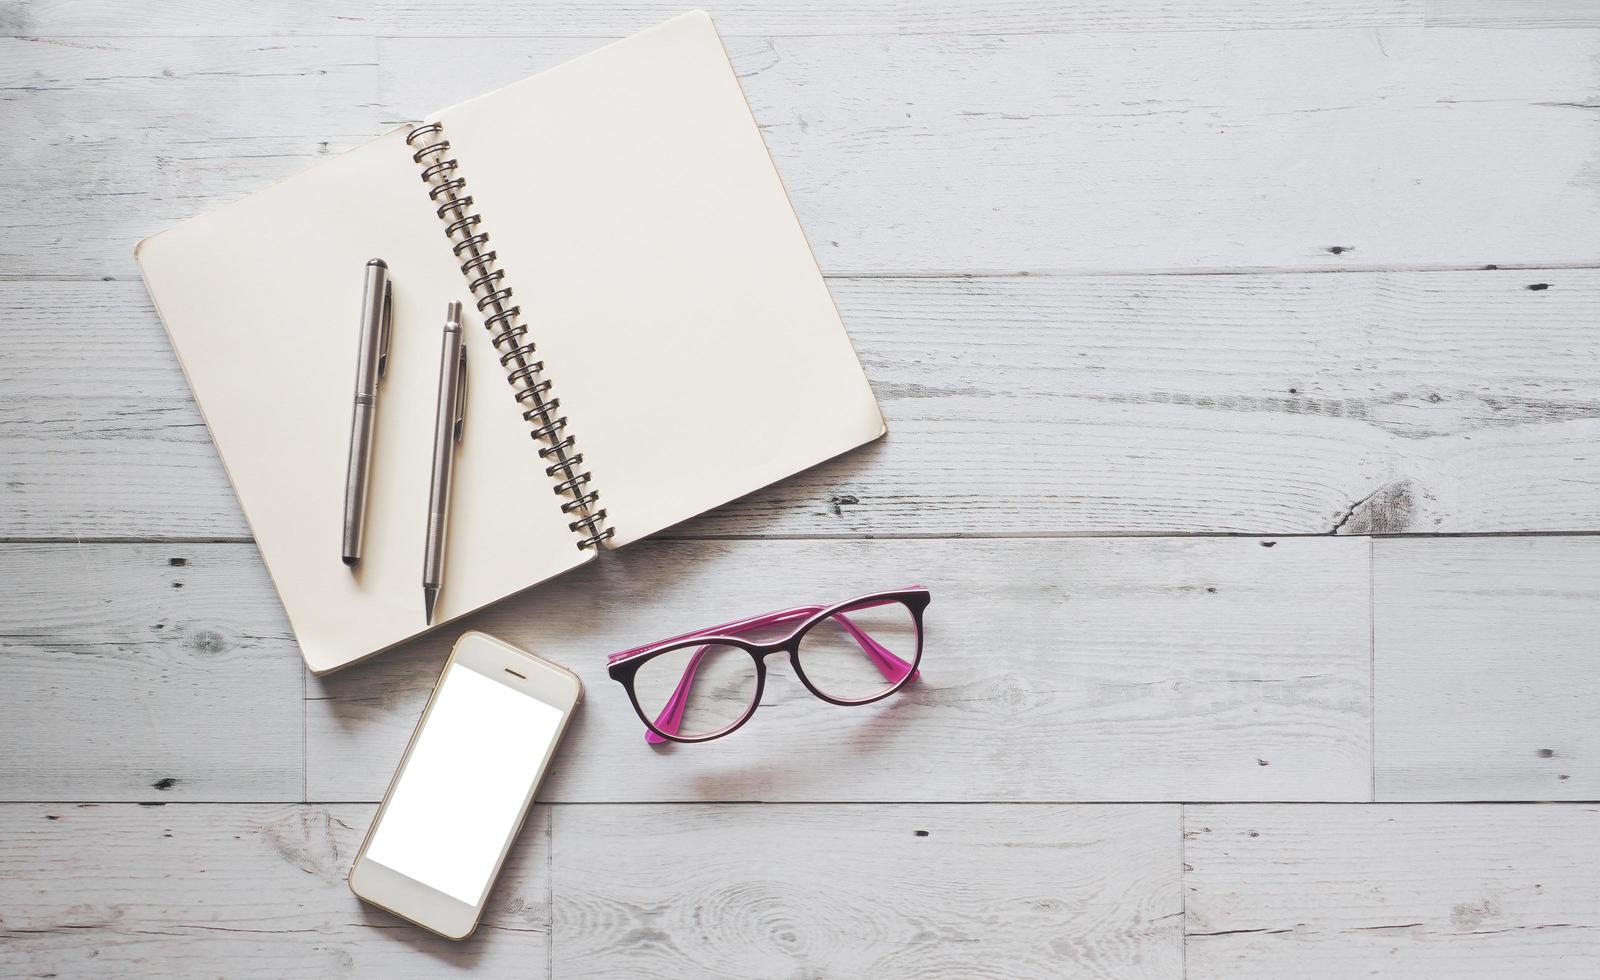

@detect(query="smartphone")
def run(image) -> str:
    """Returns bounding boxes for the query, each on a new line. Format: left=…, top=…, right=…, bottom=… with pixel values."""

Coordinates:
left=348, top=630, right=581, bottom=939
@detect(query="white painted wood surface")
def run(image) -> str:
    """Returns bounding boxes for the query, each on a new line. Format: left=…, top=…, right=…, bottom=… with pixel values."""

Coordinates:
left=1425, top=0, right=1600, bottom=27
left=5, top=1, right=1599, bottom=975
left=1375, top=536, right=1600, bottom=800
left=9, top=802, right=1597, bottom=978
left=15, top=0, right=1594, bottom=34
left=0, top=0, right=1421, bottom=36
left=0, top=804, right=552, bottom=978
left=308, top=536, right=1371, bottom=803
left=549, top=804, right=1182, bottom=978
left=8, top=269, right=1599, bottom=539
left=6, top=29, right=1600, bottom=280
left=1185, top=804, right=1600, bottom=979
left=0, top=802, right=1178, bottom=979
left=0, top=544, right=302, bottom=802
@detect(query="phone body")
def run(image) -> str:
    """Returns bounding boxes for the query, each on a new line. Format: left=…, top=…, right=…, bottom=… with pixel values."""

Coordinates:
left=348, top=630, right=581, bottom=939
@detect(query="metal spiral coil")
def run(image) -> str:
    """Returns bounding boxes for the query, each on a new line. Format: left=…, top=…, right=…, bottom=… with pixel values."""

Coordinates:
left=562, top=491, right=600, bottom=514
left=499, top=343, right=539, bottom=368
left=507, top=369, right=549, bottom=393
left=484, top=307, right=521, bottom=332
left=476, top=287, right=515, bottom=311
left=552, top=473, right=591, bottom=496
left=540, top=438, right=577, bottom=464
left=428, top=178, right=468, bottom=202
left=406, top=122, right=613, bottom=550
left=460, top=252, right=497, bottom=277
left=437, top=196, right=474, bottom=220
left=444, top=214, right=481, bottom=239
left=489, top=324, right=527, bottom=351
left=528, top=415, right=567, bottom=441
left=467, top=269, right=503, bottom=293
left=451, top=233, right=492, bottom=258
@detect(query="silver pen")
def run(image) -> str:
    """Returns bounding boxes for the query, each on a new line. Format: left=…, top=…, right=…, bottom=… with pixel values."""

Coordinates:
left=422, top=301, right=468, bottom=624
left=342, top=259, right=392, bottom=567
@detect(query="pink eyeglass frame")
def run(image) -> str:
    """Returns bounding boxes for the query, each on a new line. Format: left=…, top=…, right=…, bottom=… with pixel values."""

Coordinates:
left=605, top=587, right=930, bottom=744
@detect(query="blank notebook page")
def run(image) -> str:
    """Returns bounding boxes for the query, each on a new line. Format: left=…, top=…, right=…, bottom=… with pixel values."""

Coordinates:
left=433, top=12, right=885, bottom=547
left=135, top=129, right=588, bottom=674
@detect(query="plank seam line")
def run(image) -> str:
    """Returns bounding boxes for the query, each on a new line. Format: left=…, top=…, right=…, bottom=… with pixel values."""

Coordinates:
left=0, top=24, right=1446, bottom=41
left=1368, top=537, right=1377, bottom=803
left=1179, top=803, right=1188, bottom=980
left=6, top=800, right=1598, bottom=806
left=9, top=530, right=1600, bottom=546
left=546, top=807, right=555, bottom=978
left=10, top=261, right=1600, bottom=285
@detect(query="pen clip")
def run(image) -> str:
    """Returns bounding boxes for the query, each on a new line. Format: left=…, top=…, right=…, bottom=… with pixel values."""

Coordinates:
left=377, top=279, right=393, bottom=379
left=453, top=343, right=468, bottom=443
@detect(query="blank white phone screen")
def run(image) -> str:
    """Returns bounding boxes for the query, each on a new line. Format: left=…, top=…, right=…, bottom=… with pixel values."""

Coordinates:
left=365, top=663, right=562, bottom=905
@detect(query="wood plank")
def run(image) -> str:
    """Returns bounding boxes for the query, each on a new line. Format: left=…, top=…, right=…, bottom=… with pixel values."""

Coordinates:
left=307, top=536, right=1372, bottom=802
left=1374, top=537, right=1600, bottom=801
left=697, top=269, right=1600, bottom=538
left=0, top=544, right=301, bottom=802
left=551, top=803, right=1182, bottom=978
left=0, top=0, right=1422, bottom=37
left=7, top=269, right=1598, bottom=540
left=1185, top=804, right=1600, bottom=979
left=6, top=28, right=1600, bottom=279
left=0, top=803, right=551, bottom=978
left=3, top=283, right=245, bottom=538
left=1427, top=0, right=1600, bottom=27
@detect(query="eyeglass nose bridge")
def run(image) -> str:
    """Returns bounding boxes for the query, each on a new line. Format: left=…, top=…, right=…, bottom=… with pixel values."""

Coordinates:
left=756, top=638, right=801, bottom=661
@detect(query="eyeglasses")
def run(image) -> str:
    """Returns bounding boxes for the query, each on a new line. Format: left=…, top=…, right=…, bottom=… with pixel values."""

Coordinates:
left=605, top=587, right=930, bottom=744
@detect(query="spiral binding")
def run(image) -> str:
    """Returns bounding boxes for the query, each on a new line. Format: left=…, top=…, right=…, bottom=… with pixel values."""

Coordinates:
left=406, top=123, right=615, bottom=550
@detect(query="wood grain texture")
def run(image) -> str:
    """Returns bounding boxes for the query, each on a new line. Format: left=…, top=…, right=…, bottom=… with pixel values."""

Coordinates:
left=7, top=270, right=1598, bottom=540
left=0, top=544, right=301, bottom=802
left=1375, top=537, right=1600, bottom=801
left=0, top=802, right=1177, bottom=979
left=6, top=28, right=1600, bottom=279
left=0, top=0, right=1422, bottom=37
left=307, top=535, right=1372, bottom=803
left=3, top=283, right=242, bottom=538
left=550, top=803, right=1182, bottom=979
left=1184, top=804, right=1600, bottom=979
left=696, top=269, right=1600, bottom=539
left=0, top=803, right=551, bottom=978
left=1426, top=0, right=1600, bottom=27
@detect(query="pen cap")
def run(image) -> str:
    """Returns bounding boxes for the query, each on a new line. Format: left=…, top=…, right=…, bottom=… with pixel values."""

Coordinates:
left=446, top=300, right=463, bottom=328
left=353, top=260, right=390, bottom=396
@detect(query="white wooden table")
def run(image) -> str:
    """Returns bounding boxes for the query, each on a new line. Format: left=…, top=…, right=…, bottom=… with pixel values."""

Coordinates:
left=4, top=2, right=1599, bottom=977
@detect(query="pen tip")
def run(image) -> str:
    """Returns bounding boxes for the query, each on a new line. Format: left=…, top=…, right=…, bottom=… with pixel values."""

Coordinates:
left=423, top=587, right=437, bottom=625
left=342, top=555, right=358, bottom=568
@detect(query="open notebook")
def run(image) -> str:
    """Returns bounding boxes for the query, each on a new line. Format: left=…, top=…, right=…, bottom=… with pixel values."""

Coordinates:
left=136, top=12, right=885, bottom=674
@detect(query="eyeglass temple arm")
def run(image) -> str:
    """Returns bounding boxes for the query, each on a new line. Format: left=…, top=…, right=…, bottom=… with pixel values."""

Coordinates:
left=646, top=645, right=712, bottom=744
left=645, top=600, right=919, bottom=744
